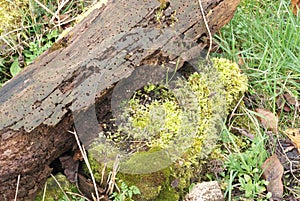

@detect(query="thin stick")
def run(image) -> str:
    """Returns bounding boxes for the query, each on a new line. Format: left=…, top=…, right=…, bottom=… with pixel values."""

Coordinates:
left=101, top=163, right=107, bottom=185
left=50, top=174, right=71, bottom=201
left=292, top=97, right=299, bottom=127
left=33, top=0, right=60, bottom=21
left=228, top=95, right=245, bottom=125
left=66, top=191, right=92, bottom=201
left=69, top=129, right=100, bottom=201
left=53, top=17, right=77, bottom=28
left=277, top=140, right=300, bottom=183
left=42, top=181, right=47, bottom=201
left=198, top=0, right=213, bottom=60
left=14, top=174, right=21, bottom=201
left=106, top=156, right=120, bottom=195
left=50, top=0, right=71, bottom=26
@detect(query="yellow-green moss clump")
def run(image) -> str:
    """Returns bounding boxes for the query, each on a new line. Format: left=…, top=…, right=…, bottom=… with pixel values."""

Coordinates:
left=212, top=57, right=248, bottom=113
left=88, top=58, right=248, bottom=200
left=0, top=0, right=28, bottom=34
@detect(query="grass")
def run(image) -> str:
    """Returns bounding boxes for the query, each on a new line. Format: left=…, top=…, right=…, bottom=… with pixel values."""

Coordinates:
left=215, top=0, right=300, bottom=111
left=0, top=0, right=95, bottom=86
left=1, top=0, right=299, bottom=200
left=212, top=0, right=300, bottom=200
left=218, top=114, right=270, bottom=200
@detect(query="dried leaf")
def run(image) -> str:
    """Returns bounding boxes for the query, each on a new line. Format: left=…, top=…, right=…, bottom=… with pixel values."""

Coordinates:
left=283, top=105, right=292, bottom=112
left=59, top=14, right=70, bottom=22
left=73, top=148, right=83, bottom=161
left=283, top=128, right=300, bottom=154
left=276, top=92, right=298, bottom=112
left=262, top=154, right=284, bottom=199
left=255, top=108, right=278, bottom=134
left=283, top=92, right=297, bottom=106
left=276, top=95, right=285, bottom=110
left=291, top=0, right=300, bottom=15
left=237, top=54, right=245, bottom=66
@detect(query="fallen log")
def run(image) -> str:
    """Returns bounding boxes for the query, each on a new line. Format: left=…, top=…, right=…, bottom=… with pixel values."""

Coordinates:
left=0, top=0, right=240, bottom=200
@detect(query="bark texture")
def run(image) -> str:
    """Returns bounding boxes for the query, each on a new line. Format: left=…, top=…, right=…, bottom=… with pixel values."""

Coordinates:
left=0, top=0, right=240, bottom=200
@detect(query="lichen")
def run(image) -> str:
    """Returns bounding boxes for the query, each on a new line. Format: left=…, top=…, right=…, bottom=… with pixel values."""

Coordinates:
left=87, top=58, right=248, bottom=200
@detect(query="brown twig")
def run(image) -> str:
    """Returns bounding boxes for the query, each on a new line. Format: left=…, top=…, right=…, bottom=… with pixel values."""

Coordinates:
left=277, top=139, right=300, bottom=183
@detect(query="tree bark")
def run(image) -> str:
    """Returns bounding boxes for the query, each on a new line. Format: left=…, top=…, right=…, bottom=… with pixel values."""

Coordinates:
left=0, top=0, right=240, bottom=200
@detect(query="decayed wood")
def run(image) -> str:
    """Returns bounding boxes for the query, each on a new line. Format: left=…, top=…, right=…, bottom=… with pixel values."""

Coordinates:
left=0, top=0, right=240, bottom=200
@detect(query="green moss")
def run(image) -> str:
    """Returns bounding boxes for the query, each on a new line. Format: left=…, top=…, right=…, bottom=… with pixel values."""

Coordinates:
left=120, top=147, right=172, bottom=174
left=83, top=153, right=104, bottom=183
left=87, top=145, right=179, bottom=200
left=156, top=187, right=180, bottom=201
left=117, top=167, right=176, bottom=201
left=48, top=37, right=70, bottom=53
left=121, top=98, right=183, bottom=149
left=83, top=146, right=117, bottom=186
left=212, top=57, right=248, bottom=113
left=87, top=58, right=248, bottom=200
left=34, top=173, right=78, bottom=201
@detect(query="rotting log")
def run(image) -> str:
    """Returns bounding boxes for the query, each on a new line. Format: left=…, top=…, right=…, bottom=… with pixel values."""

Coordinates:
left=0, top=0, right=240, bottom=200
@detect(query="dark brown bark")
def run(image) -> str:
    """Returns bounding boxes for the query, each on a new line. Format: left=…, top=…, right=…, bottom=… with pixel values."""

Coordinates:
left=0, top=0, right=240, bottom=200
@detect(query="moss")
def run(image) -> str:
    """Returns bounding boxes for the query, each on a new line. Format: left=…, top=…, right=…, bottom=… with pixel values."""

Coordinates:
left=212, top=58, right=248, bottom=113
left=34, top=173, right=78, bottom=201
left=117, top=168, right=172, bottom=201
left=87, top=58, right=248, bottom=200
left=119, top=147, right=172, bottom=174
left=83, top=146, right=118, bottom=186
left=48, top=39, right=69, bottom=53
left=156, top=187, right=180, bottom=201
left=83, top=153, right=104, bottom=183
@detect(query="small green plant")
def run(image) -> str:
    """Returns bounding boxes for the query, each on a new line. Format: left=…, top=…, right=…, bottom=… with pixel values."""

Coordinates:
left=23, top=29, right=59, bottom=65
left=238, top=174, right=269, bottom=198
left=188, top=183, right=196, bottom=193
left=2, top=28, right=60, bottom=79
left=0, top=0, right=96, bottom=85
left=214, top=1, right=300, bottom=199
left=9, top=58, right=21, bottom=77
left=221, top=127, right=270, bottom=200
left=110, top=182, right=141, bottom=201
